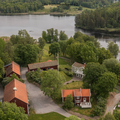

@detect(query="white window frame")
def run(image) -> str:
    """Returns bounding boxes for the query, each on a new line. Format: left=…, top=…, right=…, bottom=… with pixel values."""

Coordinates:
left=76, top=96, right=79, bottom=99
left=76, top=100, right=79, bottom=103
left=83, top=98, right=86, bottom=102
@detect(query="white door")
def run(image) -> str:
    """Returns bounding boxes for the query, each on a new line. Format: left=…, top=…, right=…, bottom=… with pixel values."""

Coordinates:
left=83, top=98, right=86, bottom=102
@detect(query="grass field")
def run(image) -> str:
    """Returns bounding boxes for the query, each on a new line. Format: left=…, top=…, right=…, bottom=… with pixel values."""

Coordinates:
left=63, top=81, right=83, bottom=89
left=59, top=71, right=72, bottom=82
left=36, top=4, right=95, bottom=15
left=71, top=105, right=94, bottom=116
left=43, top=43, right=51, bottom=51
left=28, top=112, right=66, bottom=120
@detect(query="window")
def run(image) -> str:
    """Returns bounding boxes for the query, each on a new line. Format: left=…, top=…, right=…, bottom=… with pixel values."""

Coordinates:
left=83, top=98, right=86, bottom=102
left=76, top=100, right=79, bottom=103
left=76, top=96, right=79, bottom=99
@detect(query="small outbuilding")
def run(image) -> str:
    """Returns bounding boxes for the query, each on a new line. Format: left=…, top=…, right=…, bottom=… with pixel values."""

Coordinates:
left=4, top=79, right=29, bottom=114
left=4, top=61, right=21, bottom=78
left=28, top=60, right=58, bottom=72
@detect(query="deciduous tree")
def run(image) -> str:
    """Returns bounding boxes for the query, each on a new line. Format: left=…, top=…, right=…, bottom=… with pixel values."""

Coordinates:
left=83, top=62, right=107, bottom=94
left=98, top=47, right=113, bottom=64
left=49, top=42, right=60, bottom=60
left=0, top=102, right=28, bottom=120
left=41, top=69, right=65, bottom=99
left=97, top=72, right=117, bottom=98
left=38, top=37, right=46, bottom=49
left=107, top=41, right=119, bottom=58
left=103, top=58, right=118, bottom=72
left=63, top=95, right=74, bottom=110
left=59, top=31, right=68, bottom=40
left=14, top=44, right=39, bottom=65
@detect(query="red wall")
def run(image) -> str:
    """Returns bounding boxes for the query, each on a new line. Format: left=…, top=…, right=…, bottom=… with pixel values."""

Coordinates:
left=10, top=98, right=28, bottom=114
left=81, top=97, right=89, bottom=102
left=7, top=72, right=20, bottom=78
left=63, top=96, right=90, bottom=104
left=28, top=65, right=58, bottom=72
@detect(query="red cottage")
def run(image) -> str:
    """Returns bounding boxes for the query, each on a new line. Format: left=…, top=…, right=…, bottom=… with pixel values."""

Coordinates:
left=4, top=61, right=21, bottom=78
left=4, top=79, right=29, bottom=114
left=62, top=88, right=91, bottom=108
left=28, top=60, right=58, bottom=72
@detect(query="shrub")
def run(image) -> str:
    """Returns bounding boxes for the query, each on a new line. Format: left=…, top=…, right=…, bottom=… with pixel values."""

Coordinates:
left=63, top=94, right=74, bottom=110
left=113, top=109, right=120, bottom=120
left=63, top=70, right=73, bottom=77
left=2, top=73, right=24, bottom=88
left=26, top=68, right=41, bottom=84
left=94, top=97, right=107, bottom=116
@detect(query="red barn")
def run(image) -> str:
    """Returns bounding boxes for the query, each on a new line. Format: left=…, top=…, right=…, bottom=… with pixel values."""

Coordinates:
left=62, top=88, right=91, bottom=108
left=28, top=60, right=58, bottom=72
left=4, top=61, right=20, bottom=78
left=4, top=79, right=29, bottom=114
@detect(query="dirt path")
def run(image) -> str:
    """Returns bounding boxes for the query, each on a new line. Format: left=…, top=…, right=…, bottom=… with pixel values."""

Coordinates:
left=105, top=92, right=120, bottom=115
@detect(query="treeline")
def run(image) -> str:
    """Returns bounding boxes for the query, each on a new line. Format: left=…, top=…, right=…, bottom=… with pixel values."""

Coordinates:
left=0, top=0, right=114, bottom=13
left=0, top=0, right=44, bottom=13
left=44, top=0, right=113, bottom=8
left=75, top=2, right=120, bottom=30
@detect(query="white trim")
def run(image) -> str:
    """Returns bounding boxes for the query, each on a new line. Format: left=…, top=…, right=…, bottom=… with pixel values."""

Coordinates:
left=83, top=98, right=86, bottom=102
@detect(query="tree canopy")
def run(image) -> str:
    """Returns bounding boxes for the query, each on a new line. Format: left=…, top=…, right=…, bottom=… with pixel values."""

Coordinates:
left=41, top=69, right=65, bottom=99
left=96, top=72, right=117, bottom=97
left=0, top=59, right=4, bottom=79
left=83, top=62, right=107, bottom=93
left=63, top=95, right=74, bottom=110
left=107, top=41, right=119, bottom=58
left=103, top=58, right=118, bottom=72
left=14, top=44, right=39, bottom=65
left=49, top=42, right=60, bottom=60
left=75, top=3, right=120, bottom=30
left=0, top=102, right=28, bottom=120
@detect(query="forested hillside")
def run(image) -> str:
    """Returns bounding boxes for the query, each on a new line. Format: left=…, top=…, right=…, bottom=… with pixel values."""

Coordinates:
left=0, top=0, right=113, bottom=13
left=0, top=0, right=44, bottom=13
left=75, top=2, right=120, bottom=30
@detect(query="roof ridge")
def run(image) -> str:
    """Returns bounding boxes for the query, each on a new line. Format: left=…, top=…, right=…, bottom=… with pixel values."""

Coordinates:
left=12, top=61, right=20, bottom=67
left=28, top=60, right=57, bottom=65
left=14, top=79, right=16, bottom=98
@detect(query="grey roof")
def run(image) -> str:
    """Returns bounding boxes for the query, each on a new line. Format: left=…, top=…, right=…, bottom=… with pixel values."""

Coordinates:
left=28, top=60, right=58, bottom=70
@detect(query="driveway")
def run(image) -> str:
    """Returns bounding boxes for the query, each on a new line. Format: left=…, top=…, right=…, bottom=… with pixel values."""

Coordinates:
left=0, top=83, right=4, bottom=100
left=105, top=92, right=120, bottom=115
left=21, top=67, right=71, bottom=117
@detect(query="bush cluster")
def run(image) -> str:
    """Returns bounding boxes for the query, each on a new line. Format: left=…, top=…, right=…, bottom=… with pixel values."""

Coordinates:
left=94, top=97, right=107, bottom=116
left=26, top=69, right=41, bottom=84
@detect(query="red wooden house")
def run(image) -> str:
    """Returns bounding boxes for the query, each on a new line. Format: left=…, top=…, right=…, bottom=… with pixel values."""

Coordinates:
left=62, top=88, right=91, bottom=108
left=28, top=60, right=58, bottom=72
left=4, top=79, right=29, bottom=114
left=4, top=61, right=21, bottom=78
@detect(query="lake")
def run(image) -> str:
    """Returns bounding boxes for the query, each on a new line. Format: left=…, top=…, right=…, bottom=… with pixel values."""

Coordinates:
left=0, top=14, right=120, bottom=59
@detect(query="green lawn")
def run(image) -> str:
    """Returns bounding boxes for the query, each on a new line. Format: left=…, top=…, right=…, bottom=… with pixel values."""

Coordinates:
left=40, top=50, right=55, bottom=62
left=28, top=112, right=66, bottom=120
left=71, top=105, right=95, bottom=116
left=44, top=43, right=51, bottom=51
left=59, top=71, right=72, bottom=82
left=63, top=81, right=83, bottom=89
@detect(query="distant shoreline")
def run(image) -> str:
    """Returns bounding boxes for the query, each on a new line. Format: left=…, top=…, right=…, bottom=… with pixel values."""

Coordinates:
left=75, top=26, right=120, bottom=36
left=0, top=11, right=81, bottom=16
